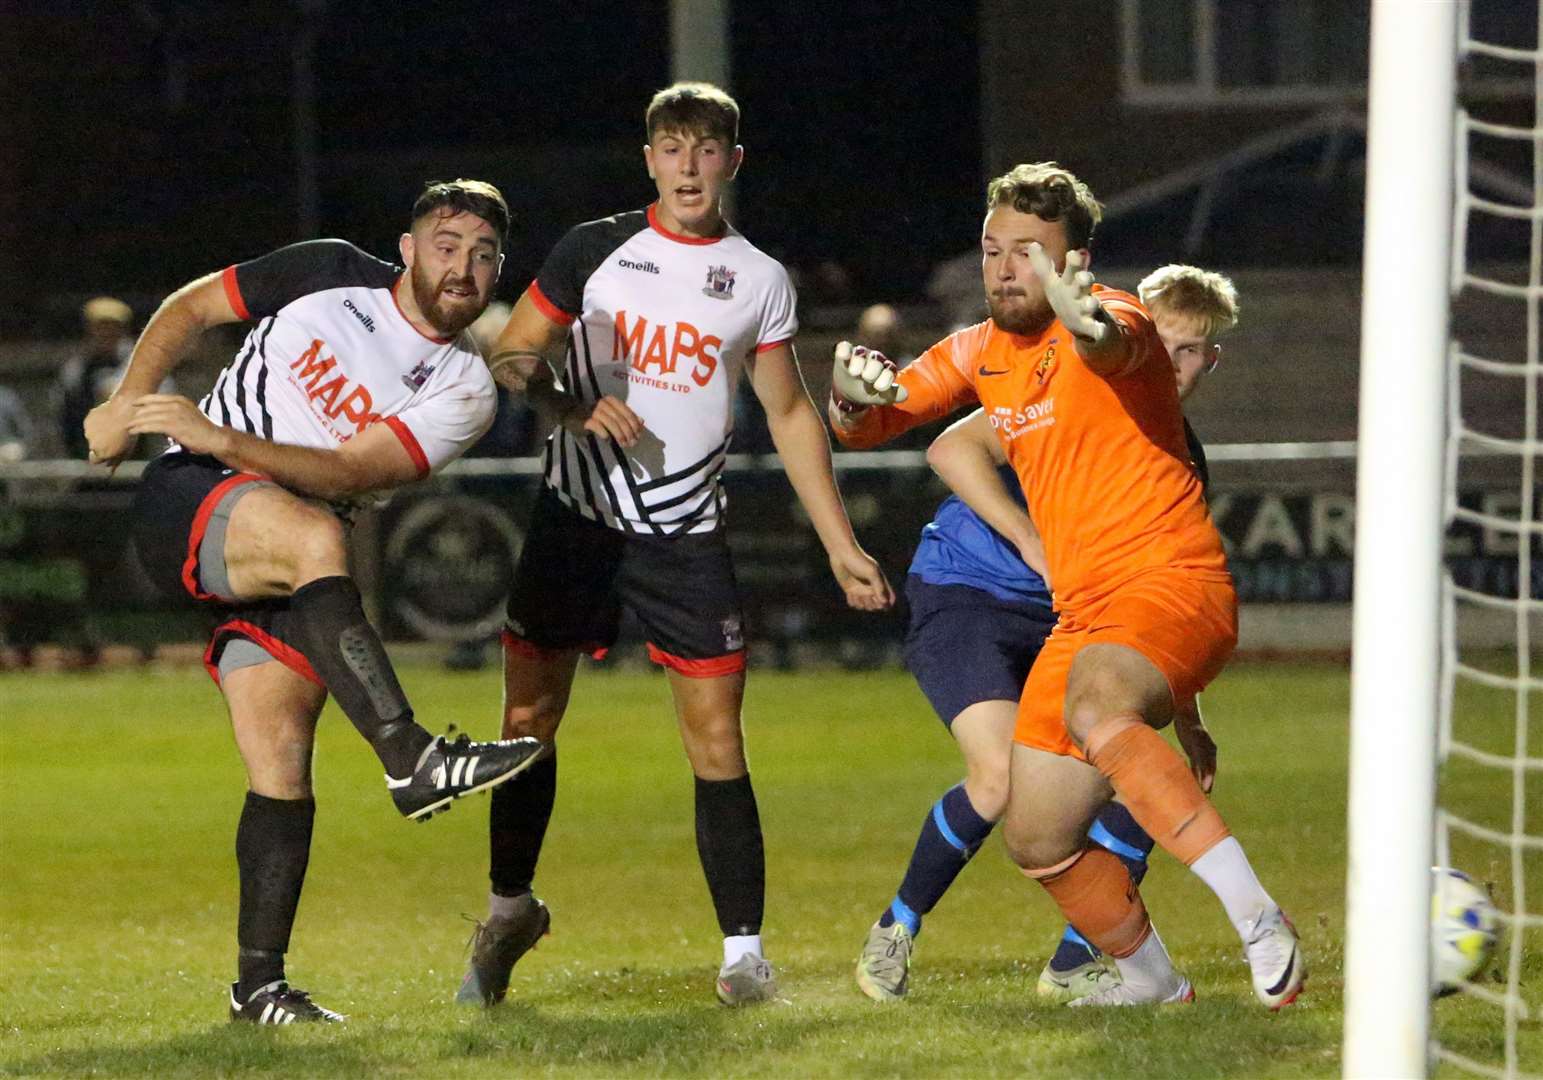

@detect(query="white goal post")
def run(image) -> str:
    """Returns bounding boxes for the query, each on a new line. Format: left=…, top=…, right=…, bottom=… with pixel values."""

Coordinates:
left=1344, top=1, right=1458, bottom=1078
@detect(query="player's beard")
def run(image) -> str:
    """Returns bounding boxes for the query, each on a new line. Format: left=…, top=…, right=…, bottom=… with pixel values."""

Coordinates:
left=988, top=288, right=1052, bottom=336
left=410, top=263, right=485, bottom=338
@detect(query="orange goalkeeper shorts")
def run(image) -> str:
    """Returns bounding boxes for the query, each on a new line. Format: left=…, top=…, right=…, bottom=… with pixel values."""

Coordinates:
left=1014, top=570, right=1238, bottom=759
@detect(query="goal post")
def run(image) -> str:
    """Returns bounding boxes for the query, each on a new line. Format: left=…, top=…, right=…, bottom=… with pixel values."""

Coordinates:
left=1344, top=2, right=1459, bottom=1077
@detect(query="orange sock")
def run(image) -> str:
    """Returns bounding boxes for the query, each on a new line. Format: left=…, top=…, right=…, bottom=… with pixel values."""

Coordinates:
left=1084, top=712, right=1230, bottom=866
left=1030, top=847, right=1151, bottom=959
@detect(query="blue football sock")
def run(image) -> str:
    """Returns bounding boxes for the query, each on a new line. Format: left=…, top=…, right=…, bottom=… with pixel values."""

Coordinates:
left=879, top=784, right=995, bottom=937
left=1089, top=801, right=1155, bottom=886
left=1049, top=924, right=1101, bottom=972
left=1049, top=803, right=1157, bottom=974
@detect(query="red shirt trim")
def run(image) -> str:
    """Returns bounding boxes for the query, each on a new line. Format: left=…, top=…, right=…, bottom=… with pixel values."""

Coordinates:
left=221, top=265, right=252, bottom=322
left=391, top=276, right=453, bottom=344
left=182, top=473, right=265, bottom=600
left=755, top=338, right=792, bottom=354
left=646, top=642, right=746, bottom=678
left=383, top=416, right=430, bottom=476
left=501, top=628, right=607, bottom=662
left=647, top=202, right=725, bottom=246
left=205, top=618, right=324, bottom=688
left=527, top=281, right=576, bottom=326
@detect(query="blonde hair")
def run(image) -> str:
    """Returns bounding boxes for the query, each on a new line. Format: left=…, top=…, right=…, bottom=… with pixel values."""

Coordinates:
left=985, top=162, right=1103, bottom=249
left=1137, top=264, right=1240, bottom=339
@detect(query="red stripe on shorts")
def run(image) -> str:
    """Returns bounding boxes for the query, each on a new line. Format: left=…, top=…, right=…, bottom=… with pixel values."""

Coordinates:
left=205, top=618, right=323, bottom=688
left=646, top=642, right=745, bottom=678
left=181, top=473, right=264, bottom=601
left=501, top=628, right=608, bottom=662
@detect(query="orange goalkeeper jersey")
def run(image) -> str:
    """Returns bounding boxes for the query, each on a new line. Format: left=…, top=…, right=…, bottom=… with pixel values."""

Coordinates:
left=834, top=286, right=1228, bottom=613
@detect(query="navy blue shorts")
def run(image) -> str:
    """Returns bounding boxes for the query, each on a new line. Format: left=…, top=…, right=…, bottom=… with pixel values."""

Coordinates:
left=903, top=576, right=1057, bottom=727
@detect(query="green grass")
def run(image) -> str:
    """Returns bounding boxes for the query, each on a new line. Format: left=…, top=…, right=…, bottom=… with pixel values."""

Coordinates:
left=0, top=661, right=1527, bottom=1077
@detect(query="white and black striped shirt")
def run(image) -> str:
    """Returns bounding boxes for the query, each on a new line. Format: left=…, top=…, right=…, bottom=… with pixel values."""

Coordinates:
left=530, top=205, right=798, bottom=535
left=199, top=239, right=494, bottom=478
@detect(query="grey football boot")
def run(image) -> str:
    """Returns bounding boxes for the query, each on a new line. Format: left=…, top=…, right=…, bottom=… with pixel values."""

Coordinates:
left=855, top=921, right=913, bottom=1002
left=455, top=893, right=552, bottom=1006
left=716, top=954, right=779, bottom=1005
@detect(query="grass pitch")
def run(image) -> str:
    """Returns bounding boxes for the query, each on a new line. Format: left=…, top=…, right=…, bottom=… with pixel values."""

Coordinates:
left=0, top=659, right=1527, bottom=1077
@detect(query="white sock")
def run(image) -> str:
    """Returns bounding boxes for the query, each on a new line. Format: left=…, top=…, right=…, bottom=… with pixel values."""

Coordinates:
left=1189, top=836, right=1275, bottom=937
left=488, top=891, right=525, bottom=920
left=1111, top=924, right=1182, bottom=997
left=723, top=934, right=762, bottom=966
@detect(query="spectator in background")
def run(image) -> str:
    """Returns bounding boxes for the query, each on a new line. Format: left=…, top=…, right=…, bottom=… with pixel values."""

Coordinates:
left=0, top=385, right=34, bottom=462
left=57, top=297, right=176, bottom=459
left=852, top=303, right=929, bottom=452
left=855, top=304, right=914, bottom=369
left=57, top=297, right=135, bottom=459
left=2, top=375, right=95, bottom=665
left=926, top=251, right=987, bottom=332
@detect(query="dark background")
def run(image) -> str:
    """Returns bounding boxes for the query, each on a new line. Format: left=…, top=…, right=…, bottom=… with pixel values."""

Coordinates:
left=5, top=2, right=981, bottom=335
left=8, top=2, right=1538, bottom=340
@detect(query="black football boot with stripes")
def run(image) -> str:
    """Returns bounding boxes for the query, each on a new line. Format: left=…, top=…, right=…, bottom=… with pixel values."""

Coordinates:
left=229, top=981, right=346, bottom=1025
left=387, top=731, right=547, bottom=821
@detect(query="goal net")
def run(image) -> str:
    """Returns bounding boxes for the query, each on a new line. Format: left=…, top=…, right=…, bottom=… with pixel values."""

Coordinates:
left=1436, top=2, right=1542, bottom=1077
left=1348, top=2, right=1539, bottom=1077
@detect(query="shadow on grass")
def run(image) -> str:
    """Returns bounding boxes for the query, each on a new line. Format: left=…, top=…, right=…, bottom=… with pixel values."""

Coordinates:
left=2, top=1024, right=375, bottom=1079
left=432, top=964, right=1342, bottom=1078
left=3, top=963, right=1349, bottom=1079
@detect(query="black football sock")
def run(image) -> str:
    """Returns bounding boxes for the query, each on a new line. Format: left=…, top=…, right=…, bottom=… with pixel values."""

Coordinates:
left=694, top=775, right=765, bottom=937
left=489, top=750, right=557, bottom=898
left=290, top=575, right=432, bottom=778
left=238, top=948, right=286, bottom=1000
left=235, top=793, right=314, bottom=1000
left=487, top=749, right=555, bottom=894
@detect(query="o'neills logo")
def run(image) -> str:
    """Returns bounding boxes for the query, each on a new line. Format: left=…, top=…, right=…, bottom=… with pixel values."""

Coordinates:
left=619, top=258, right=661, bottom=274
left=343, top=298, right=376, bottom=333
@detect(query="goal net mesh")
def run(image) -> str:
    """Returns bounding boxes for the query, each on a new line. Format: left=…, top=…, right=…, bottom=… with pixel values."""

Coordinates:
left=1438, top=3, right=1542, bottom=1076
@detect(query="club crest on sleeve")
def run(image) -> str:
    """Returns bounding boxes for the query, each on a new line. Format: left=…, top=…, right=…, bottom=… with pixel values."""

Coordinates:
left=402, top=360, right=437, bottom=391
left=702, top=265, right=737, bottom=301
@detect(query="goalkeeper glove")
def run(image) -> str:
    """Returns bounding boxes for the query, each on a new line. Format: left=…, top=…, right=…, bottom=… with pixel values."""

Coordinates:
left=1027, top=243, right=1110, bottom=345
left=831, top=341, right=908, bottom=411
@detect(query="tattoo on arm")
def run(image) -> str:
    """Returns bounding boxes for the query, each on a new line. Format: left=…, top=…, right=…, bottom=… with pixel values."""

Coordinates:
left=486, top=349, right=543, bottom=392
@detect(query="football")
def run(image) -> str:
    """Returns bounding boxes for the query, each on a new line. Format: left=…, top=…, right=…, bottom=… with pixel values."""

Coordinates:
left=1431, top=867, right=1500, bottom=996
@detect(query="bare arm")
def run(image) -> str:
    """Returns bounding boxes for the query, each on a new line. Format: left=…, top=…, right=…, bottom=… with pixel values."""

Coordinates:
left=485, top=290, right=642, bottom=446
left=126, top=395, right=422, bottom=501
left=925, top=409, right=1049, bottom=582
left=752, top=343, right=894, bottom=611
left=84, top=273, right=241, bottom=466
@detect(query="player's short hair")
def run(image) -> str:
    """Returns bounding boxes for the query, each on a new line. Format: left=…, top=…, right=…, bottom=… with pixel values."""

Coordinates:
left=985, top=162, right=1103, bottom=250
left=646, top=81, right=740, bottom=145
left=411, top=179, right=510, bottom=246
left=1138, top=264, right=1240, bottom=339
